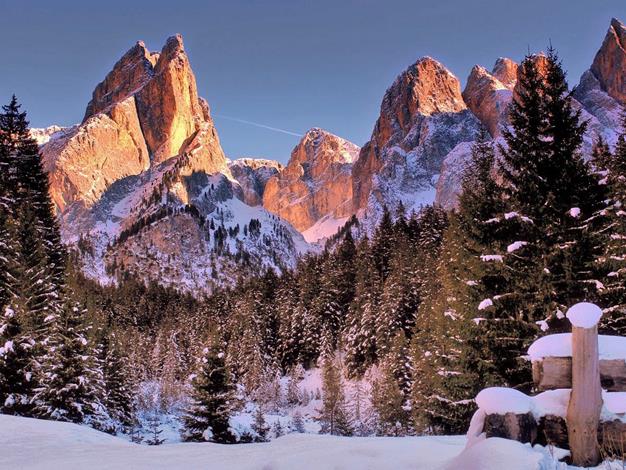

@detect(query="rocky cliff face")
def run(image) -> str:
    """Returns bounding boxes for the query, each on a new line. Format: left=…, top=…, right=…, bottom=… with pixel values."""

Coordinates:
left=42, top=35, right=309, bottom=292
left=41, top=35, right=228, bottom=214
left=352, top=57, right=481, bottom=227
left=590, top=18, right=626, bottom=105
left=263, top=128, right=359, bottom=236
left=229, top=158, right=283, bottom=206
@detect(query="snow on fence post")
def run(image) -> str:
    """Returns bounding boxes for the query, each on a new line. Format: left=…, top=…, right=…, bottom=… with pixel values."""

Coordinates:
left=565, top=302, right=603, bottom=467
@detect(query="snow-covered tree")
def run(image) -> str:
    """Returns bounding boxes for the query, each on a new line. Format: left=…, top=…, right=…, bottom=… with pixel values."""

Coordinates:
left=594, top=118, right=626, bottom=335
left=34, top=302, right=108, bottom=426
left=0, top=304, right=36, bottom=416
left=181, top=341, right=236, bottom=443
left=318, top=352, right=352, bottom=436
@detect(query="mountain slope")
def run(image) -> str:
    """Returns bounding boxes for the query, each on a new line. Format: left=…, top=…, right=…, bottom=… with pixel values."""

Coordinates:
left=41, top=35, right=311, bottom=292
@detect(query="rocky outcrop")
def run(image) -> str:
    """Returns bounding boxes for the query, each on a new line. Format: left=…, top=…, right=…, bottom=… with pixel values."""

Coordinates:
left=590, top=18, right=626, bottom=105
left=492, top=58, right=518, bottom=89
left=134, top=35, right=212, bottom=164
left=352, top=57, right=481, bottom=226
left=83, top=41, right=157, bottom=119
left=263, top=128, right=359, bottom=232
left=463, top=59, right=517, bottom=137
left=41, top=35, right=228, bottom=213
left=42, top=35, right=309, bottom=293
left=42, top=97, right=151, bottom=212
left=229, top=158, right=283, bottom=206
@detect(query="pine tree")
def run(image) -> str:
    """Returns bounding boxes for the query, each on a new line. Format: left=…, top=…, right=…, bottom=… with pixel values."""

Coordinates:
left=181, top=341, right=235, bottom=443
left=251, top=407, right=270, bottom=442
left=318, top=352, right=352, bottom=436
left=291, top=410, right=305, bottom=433
left=476, top=50, right=606, bottom=389
left=371, top=356, right=410, bottom=436
left=595, top=118, right=626, bottom=335
left=0, top=96, right=66, bottom=297
left=0, top=303, right=36, bottom=416
left=34, top=302, right=108, bottom=425
left=286, top=364, right=304, bottom=405
left=343, top=238, right=380, bottom=375
left=100, top=333, right=136, bottom=431
left=145, top=412, right=165, bottom=445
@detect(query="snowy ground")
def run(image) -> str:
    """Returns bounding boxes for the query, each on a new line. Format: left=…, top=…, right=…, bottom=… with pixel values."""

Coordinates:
left=2, top=415, right=624, bottom=470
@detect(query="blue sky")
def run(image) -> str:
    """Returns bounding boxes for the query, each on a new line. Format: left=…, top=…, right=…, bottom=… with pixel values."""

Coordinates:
left=2, top=0, right=625, bottom=163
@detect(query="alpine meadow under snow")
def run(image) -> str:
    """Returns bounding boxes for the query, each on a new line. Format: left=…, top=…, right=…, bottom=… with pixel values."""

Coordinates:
left=1, top=7, right=626, bottom=470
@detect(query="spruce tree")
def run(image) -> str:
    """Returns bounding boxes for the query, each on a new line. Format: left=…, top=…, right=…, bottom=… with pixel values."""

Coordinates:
left=181, top=341, right=236, bottom=443
left=371, top=354, right=410, bottom=436
left=0, top=96, right=66, bottom=293
left=318, top=352, right=352, bottom=436
left=477, top=49, right=606, bottom=389
left=251, top=407, right=270, bottom=442
left=100, top=333, right=136, bottom=431
left=595, top=118, right=626, bottom=335
left=0, top=303, right=36, bottom=416
left=34, top=301, right=108, bottom=425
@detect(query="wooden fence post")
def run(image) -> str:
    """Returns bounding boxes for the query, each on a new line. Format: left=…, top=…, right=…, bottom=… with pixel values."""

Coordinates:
left=566, top=302, right=603, bottom=467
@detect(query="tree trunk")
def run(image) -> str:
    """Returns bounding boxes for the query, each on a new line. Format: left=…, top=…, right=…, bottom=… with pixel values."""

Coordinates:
left=566, top=325, right=603, bottom=467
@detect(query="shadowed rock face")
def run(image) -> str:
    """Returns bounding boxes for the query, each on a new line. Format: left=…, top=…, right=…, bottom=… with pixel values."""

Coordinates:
left=263, top=128, right=359, bottom=232
left=229, top=158, right=283, bottom=206
left=590, top=18, right=626, bottom=105
left=352, top=56, right=481, bottom=226
left=42, top=34, right=228, bottom=213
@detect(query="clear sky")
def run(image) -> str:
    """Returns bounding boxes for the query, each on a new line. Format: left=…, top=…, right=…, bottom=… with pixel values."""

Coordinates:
left=2, top=0, right=625, bottom=163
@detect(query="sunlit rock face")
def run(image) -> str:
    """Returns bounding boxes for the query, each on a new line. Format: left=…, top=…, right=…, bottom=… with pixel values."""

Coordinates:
left=352, top=56, right=481, bottom=228
left=42, top=35, right=229, bottom=214
left=263, top=128, right=359, bottom=232
left=463, top=59, right=517, bottom=137
left=590, top=18, right=626, bottom=106
left=41, top=35, right=309, bottom=293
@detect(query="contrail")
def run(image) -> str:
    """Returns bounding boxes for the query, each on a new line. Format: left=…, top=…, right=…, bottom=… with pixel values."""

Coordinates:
left=213, top=114, right=302, bottom=137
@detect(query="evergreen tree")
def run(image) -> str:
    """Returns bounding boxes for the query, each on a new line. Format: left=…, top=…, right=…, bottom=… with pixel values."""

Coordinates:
left=145, top=412, right=165, bottom=445
left=343, top=238, right=380, bottom=375
left=34, top=302, right=108, bottom=425
left=181, top=341, right=235, bottom=443
left=371, top=355, right=410, bottom=436
left=318, top=352, right=352, bottom=436
left=0, top=303, right=36, bottom=416
left=100, top=333, right=136, bottom=431
left=291, top=410, right=305, bottom=433
left=595, top=118, right=626, bottom=335
left=251, top=407, right=270, bottom=442
left=478, top=49, right=606, bottom=389
left=0, top=96, right=66, bottom=295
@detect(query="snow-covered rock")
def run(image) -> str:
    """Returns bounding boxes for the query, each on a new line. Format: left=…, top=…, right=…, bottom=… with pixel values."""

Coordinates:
left=29, top=125, right=65, bottom=146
